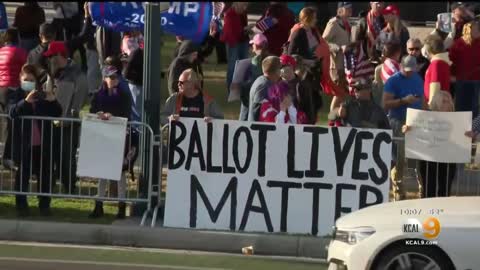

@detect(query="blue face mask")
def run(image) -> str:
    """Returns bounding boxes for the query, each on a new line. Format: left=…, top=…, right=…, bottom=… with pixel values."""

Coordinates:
left=21, top=80, right=36, bottom=92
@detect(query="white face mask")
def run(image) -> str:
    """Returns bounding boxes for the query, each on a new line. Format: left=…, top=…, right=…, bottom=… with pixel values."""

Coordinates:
left=21, top=80, right=36, bottom=92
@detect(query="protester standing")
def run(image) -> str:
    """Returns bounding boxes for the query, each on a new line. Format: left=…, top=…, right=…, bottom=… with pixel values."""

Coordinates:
left=9, top=64, right=62, bottom=217
left=449, top=18, right=480, bottom=119
left=162, top=69, right=224, bottom=125
left=406, top=38, right=430, bottom=80
left=255, top=2, right=295, bottom=56
left=235, top=34, right=271, bottom=121
left=377, top=5, right=410, bottom=56
left=88, top=65, right=133, bottom=219
left=288, top=7, right=345, bottom=116
left=357, top=1, right=385, bottom=60
left=402, top=91, right=457, bottom=198
left=13, top=2, right=46, bottom=52
left=423, top=35, right=451, bottom=104
left=221, top=2, right=249, bottom=93
left=259, top=80, right=308, bottom=124
left=43, top=41, right=88, bottom=194
left=0, top=29, right=28, bottom=90
left=322, top=2, right=353, bottom=97
left=247, top=56, right=282, bottom=122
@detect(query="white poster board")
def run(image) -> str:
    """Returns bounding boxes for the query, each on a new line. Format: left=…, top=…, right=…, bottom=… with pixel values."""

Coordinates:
left=405, top=108, right=472, bottom=163
left=164, top=118, right=392, bottom=236
left=77, top=113, right=128, bottom=181
left=228, top=58, right=251, bottom=102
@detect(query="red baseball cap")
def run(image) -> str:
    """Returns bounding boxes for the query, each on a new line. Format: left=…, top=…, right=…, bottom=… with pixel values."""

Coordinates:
left=43, top=41, right=68, bottom=57
left=280, top=54, right=296, bottom=68
left=382, top=5, right=400, bottom=16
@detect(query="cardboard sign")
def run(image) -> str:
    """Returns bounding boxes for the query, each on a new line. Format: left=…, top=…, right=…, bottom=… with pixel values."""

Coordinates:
left=405, top=108, right=472, bottom=163
left=77, top=114, right=127, bottom=181
left=164, top=118, right=392, bottom=236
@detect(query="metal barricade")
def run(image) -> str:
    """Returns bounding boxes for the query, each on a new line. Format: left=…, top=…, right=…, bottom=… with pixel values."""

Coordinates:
left=0, top=113, right=155, bottom=224
left=391, top=136, right=480, bottom=201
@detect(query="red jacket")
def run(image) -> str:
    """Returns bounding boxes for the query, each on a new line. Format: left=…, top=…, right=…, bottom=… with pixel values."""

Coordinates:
left=260, top=4, right=295, bottom=56
left=221, top=8, right=249, bottom=47
left=0, top=45, right=28, bottom=88
left=259, top=100, right=308, bottom=124
left=424, top=52, right=451, bottom=103
left=449, top=38, right=480, bottom=81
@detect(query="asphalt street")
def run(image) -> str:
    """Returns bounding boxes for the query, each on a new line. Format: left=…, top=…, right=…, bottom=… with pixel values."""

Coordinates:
left=0, top=242, right=327, bottom=270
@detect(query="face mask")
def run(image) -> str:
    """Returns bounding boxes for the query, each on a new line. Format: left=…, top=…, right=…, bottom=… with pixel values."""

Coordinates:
left=21, top=80, right=36, bottom=92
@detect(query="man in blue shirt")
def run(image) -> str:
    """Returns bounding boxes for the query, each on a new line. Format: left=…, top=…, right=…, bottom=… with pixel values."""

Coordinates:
left=383, top=55, right=426, bottom=132
left=383, top=55, right=427, bottom=200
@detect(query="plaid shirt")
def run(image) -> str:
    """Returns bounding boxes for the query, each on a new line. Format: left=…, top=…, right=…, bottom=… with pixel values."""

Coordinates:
left=473, top=115, right=480, bottom=134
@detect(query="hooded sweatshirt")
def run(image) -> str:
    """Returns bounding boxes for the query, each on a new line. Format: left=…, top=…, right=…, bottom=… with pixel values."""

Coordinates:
left=167, top=40, right=204, bottom=94
left=424, top=52, right=452, bottom=103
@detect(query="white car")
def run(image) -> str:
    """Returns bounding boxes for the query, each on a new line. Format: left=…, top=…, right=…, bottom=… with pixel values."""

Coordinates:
left=327, top=196, right=480, bottom=270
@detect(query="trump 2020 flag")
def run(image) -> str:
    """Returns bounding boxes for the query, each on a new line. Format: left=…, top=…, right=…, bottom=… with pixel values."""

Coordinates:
left=89, top=2, right=214, bottom=44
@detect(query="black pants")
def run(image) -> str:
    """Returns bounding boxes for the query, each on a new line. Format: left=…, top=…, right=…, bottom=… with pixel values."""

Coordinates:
left=53, top=124, right=80, bottom=194
left=418, top=161, right=456, bottom=198
left=15, top=146, right=53, bottom=210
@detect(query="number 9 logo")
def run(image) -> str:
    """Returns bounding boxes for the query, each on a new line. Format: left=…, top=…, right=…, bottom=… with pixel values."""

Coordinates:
left=423, top=217, right=441, bottom=239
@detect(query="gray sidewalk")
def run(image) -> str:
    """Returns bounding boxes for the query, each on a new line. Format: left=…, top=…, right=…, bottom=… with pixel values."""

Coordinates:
left=0, top=218, right=329, bottom=259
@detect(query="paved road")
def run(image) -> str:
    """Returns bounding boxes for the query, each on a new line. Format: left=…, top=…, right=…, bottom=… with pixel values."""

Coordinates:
left=0, top=242, right=327, bottom=270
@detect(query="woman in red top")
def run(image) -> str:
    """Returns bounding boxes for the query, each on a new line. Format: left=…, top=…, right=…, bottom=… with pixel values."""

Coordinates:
left=423, top=34, right=451, bottom=104
left=259, top=80, right=308, bottom=124
left=0, top=28, right=28, bottom=90
left=449, top=18, right=480, bottom=118
left=221, top=2, right=249, bottom=93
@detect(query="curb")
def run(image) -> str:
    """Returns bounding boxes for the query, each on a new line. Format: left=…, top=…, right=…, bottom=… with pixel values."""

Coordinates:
left=0, top=219, right=329, bottom=259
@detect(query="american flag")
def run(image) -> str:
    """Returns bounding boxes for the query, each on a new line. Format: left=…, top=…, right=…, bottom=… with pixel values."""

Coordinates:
left=381, top=58, right=400, bottom=83
left=255, top=16, right=276, bottom=33
left=344, top=44, right=375, bottom=95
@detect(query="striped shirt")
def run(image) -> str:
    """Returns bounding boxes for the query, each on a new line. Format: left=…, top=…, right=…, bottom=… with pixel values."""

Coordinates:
left=344, top=44, right=375, bottom=95
left=381, top=58, right=400, bottom=83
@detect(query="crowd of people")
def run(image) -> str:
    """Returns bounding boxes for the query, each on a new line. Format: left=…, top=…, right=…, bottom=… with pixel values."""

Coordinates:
left=0, top=2, right=480, bottom=217
left=162, top=1, right=480, bottom=200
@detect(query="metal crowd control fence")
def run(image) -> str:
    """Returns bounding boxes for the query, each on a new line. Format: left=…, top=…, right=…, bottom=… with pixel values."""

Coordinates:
left=391, top=136, right=480, bottom=201
left=0, top=113, right=155, bottom=225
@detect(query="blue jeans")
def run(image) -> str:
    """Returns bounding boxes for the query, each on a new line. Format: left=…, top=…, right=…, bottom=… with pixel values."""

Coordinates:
left=454, top=81, right=480, bottom=119
left=226, top=42, right=249, bottom=93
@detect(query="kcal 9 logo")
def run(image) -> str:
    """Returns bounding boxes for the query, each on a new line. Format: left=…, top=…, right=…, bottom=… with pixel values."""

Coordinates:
left=403, top=217, right=441, bottom=239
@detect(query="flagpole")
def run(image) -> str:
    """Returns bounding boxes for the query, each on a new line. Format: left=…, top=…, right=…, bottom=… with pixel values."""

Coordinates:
left=133, top=1, right=162, bottom=218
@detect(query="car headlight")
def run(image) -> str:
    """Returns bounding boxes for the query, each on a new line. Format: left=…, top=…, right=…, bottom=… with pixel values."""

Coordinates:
left=332, top=226, right=376, bottom=245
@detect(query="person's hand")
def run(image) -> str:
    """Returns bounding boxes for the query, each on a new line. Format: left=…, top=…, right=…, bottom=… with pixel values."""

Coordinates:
left=230, top=83, right=241, bottom=93
left=272, top=17, right=279, bottom=24
left=84, top=2, right=90, bottom=18
left=169, top=114, right=180, bottom=122
left=338, top=105, right=347, bottom=119
left=45, top=91, right=56, bottom=101
left=204, top=117, right=213, bottom=123
left=209, top=22, right=217, bottom=37
left=25, top=90, right=38, bottom=104
left=98, top=112, right=112, bottom=120
left=341, top=45, right=347, bottom=53
left=402, top=94, right=420, bottom=105
left=465, top=130, right=477, bottom=139
left=402, top=125, right=411, bottom=134
left=280, top=97, right=292, bottom=112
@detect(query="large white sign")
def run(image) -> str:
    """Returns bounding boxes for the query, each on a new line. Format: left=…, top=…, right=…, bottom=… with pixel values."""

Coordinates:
left=164, top=118, right=392, bottom=236
left=405, top=108, right=472, bottom=163
left=77, top=114, right=128, bottom=181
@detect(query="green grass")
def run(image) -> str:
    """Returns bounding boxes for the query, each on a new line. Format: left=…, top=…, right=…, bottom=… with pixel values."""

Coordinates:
left=0, top=195, right=119, bottom=224
left=0, top=243, right=327, bottom=270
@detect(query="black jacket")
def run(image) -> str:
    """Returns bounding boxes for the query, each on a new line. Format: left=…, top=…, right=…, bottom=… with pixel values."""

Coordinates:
left=123, top=48, right=143, bottom=86
left=167, top=40, right=204, bottom=94
left=8, top=89, right=63, bottom=164
left=96, top=26, right=122, bottom=63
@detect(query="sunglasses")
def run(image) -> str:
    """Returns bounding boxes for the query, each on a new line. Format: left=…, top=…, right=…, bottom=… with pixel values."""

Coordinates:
left=408, top=47, right=421, bottom=51
left=177, top=80, right=188, bottom=86
left=106, top=75, right=119, bottom=80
